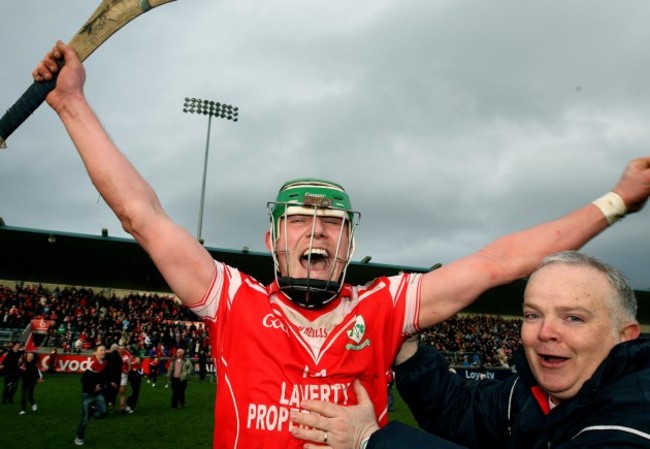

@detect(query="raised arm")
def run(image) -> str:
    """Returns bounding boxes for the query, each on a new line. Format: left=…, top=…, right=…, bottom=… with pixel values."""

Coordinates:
left=418, top=157, right=650, bottom=328
left=33, top=41, right=215, bottom=306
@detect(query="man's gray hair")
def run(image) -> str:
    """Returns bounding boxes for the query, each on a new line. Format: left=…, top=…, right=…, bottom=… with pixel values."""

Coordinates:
left=532, top=250, right=637, bottom=329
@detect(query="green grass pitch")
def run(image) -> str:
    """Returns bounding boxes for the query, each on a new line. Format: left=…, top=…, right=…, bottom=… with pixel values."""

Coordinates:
left=0, top=374, right=417, bottom=448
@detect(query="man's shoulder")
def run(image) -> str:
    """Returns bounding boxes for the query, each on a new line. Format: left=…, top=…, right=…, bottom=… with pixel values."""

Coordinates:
left=216, top=260, right=264, bottom=283
left=351, top=272, right=417, bottom=295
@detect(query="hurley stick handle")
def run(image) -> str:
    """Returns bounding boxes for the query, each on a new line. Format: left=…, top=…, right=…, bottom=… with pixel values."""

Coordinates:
left=0, top=0, right=177, bottom=149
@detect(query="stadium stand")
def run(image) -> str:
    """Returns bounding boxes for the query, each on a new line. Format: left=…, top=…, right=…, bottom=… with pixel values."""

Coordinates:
left=1, top=225, right=649, bottom=368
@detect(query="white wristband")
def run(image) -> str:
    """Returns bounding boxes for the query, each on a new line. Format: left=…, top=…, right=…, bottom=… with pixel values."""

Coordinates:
left=592, top=192, right=626, bottom=225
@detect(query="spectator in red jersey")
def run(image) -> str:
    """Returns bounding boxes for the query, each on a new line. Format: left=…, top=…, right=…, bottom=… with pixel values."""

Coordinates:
left=117, top=345, right=131, bottom=414
left=44, top=349, right=58, bottom=374
left=75, top=345, right=109, bottom=446
left=148, top=356, right=160, bottom=387
left=125, top=356, right=143, bottom=413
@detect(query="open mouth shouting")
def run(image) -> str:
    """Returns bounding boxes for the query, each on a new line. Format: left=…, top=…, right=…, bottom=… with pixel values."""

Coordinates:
left=300, top=248, right=332, bottom=275
left=537, top=352, right=570, bottom=367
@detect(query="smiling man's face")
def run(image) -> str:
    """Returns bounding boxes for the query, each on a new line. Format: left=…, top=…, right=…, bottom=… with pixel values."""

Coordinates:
left=521, top=263, right=626, bottom=404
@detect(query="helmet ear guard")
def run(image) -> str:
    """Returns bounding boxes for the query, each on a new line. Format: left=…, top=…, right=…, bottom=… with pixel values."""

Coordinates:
left=267, top=179, right=361, bottom=309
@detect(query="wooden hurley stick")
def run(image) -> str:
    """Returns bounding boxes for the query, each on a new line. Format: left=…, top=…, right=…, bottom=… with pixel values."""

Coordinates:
left=0, top=0, right=177, bottom=149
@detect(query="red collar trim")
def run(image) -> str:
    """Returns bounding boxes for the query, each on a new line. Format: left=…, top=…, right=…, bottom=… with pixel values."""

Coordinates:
left=530, top=386, right=551, bottom=415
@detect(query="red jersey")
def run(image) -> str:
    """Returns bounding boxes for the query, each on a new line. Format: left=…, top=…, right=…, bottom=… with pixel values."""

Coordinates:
left=130, top=357, right=142, bottom=372
left=190, top=261, right=422, bottom=449
left=120, top=351, right=131, bottom=374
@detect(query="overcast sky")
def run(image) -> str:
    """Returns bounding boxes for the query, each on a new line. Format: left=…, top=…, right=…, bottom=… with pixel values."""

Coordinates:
left=1, top=0, right=649, bottom=291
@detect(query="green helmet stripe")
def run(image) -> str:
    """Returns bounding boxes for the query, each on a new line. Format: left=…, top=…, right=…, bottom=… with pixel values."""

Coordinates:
left=270, top=178, right=354, bottom=223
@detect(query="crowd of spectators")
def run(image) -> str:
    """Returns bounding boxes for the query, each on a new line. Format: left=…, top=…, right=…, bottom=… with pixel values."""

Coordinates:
left=0, top=282, right=210, bottom=360
left=2, top=282, right=522, bottom=368
left=420, top=314, right=522, bottom=368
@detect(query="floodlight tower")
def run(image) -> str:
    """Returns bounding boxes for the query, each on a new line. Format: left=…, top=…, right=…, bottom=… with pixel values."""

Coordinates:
left=183, top=97, right=239, bottom=242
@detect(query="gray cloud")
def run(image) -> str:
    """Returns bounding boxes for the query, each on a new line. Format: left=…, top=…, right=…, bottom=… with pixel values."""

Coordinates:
left=1, top=0, right=649, bottom=290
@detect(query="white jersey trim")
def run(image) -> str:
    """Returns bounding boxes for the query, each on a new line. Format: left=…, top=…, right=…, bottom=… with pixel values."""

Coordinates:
left=189, top=261, right=225, bottom=320
left=224, top=369, right=241, bottom=449
left=572, top=425, right=650, bottom=441
left=403, top=273, right=422, bottom=335
left=191, top=261, right=255, bottom=321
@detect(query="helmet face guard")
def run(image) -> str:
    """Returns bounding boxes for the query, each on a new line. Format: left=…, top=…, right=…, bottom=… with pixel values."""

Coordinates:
left=267, top=179, right=361, bottom=309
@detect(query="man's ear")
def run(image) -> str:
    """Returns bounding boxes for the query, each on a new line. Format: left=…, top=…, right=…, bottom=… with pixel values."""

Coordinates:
left=619, top=322, right=641, bottom=342
left=265, top=229, right=273, bottom=252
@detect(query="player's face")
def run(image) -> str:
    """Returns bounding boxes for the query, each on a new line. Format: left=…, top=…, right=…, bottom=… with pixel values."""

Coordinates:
left=521, top=264, right=632, bottom=405
left=272, top=214, right=350, bottom=282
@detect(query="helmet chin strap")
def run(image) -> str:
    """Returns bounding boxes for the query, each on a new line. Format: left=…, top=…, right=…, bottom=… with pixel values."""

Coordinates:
left=273, top=247, right=349, bottom=309
left=277, top=277, right=341, bottom=309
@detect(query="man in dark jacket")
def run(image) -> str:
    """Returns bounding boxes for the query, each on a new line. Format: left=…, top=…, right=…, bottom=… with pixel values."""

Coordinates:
left=18, top=352, right=43, bottom=414
left=75, top=345, right=110, bottom=446
left=103, top=344, right=122, bottom=411
left=1, top=342, right=23, bottom=404
left=290, top=251, right=650, bottom=448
